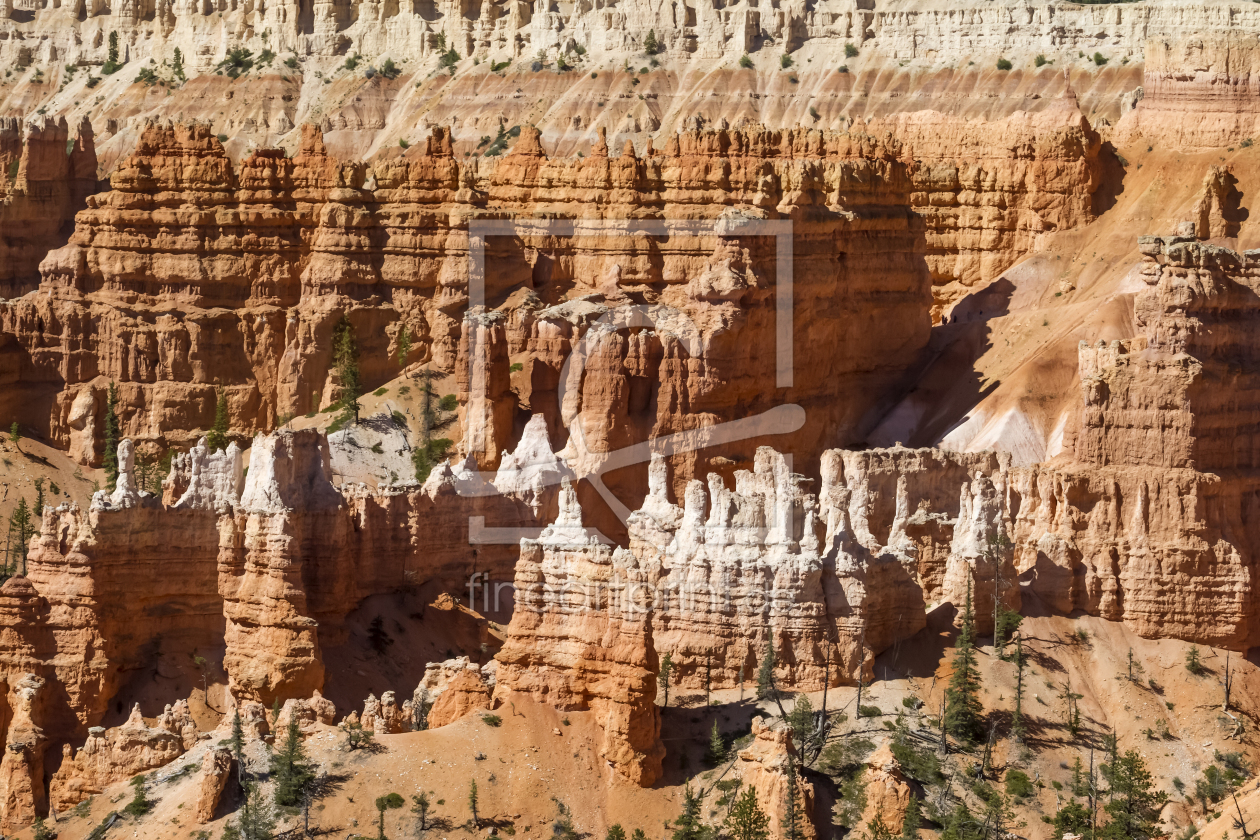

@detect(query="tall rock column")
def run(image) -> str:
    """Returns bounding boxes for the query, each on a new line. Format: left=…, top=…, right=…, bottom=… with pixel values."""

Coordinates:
left=493, top=478, right=665, bottom=786
left=220, top=429, right=343, bottom=704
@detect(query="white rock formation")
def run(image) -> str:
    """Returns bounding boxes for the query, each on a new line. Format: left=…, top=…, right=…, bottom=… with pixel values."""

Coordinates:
left=238, top=430, right=343, bottom=513
left=327, top=413, right=414, bottom=488
left=173, top=437, right=244, bottom=512
left=493, top=414, right=575, bottom=516
left=90, top=439, right=143, bottom=511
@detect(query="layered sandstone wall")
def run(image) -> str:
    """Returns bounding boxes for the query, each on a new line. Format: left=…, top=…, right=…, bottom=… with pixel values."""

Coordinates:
left=1117, top=33, right=1260, bottom=152
left=1, top=120, right=933, bottom=502
left=0, top=116, right=97, bottom=299
left=1006, top=233, right=1260, bottom=650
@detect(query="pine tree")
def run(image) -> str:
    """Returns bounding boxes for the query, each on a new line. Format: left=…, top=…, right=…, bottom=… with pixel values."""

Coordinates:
left=706, top=719, right=726, bottom=765
left=238, top=778, right=278, bottom=840
left=644, top=29, right=659, bottom=54
left=1011, top=633, right=1026, bottom=743
left=207, top=386, right=230, bottom=451
left=229, top=708, right=245, bottom=778
left=607, top=826, right=628, bottom=840
left=982, top=792, right=1023, bottom=840
left=671, top=785, right=709, bottom=840
left=901, top=795, right=922, bottom=840
left=1049, top=801, right=1091, bottom=840
left=375, top=793, right=404, bottom=840
left=724, top=788, right=770, bottom=840
left=270, top=716, right=314, bottom=806
left=123, top=773, right=152, bottom=816
left=412, top=792, right=431, bottom=832
left=172, top=46, right=185, bottom=80
left=1098, top=750, right=1168, bottom=840
left=7, top=422, right=17, bottom=445
left=786, top=694, right=813, bottom=749
left=332, top=316, right=361, bottom=426
left=105, top=31, right=121, bottom=73
left=781, top=759, right=803, bottom=840
left=944, top=573, right=984, bottom=743
left=940, top=803, right=982, bottom=840
left=9, top=498, right=32, bottom=576
left=103, top=381, right=120, bottom=491
left=864, top=813, right=898, bottom=840
left=659, top=652, right=673, bottom=708
left=468, top=778, right=479, bottom=828
left=632, top=830, right=647, bottom=840
left=756, top=641, right=776, bottom=701
left=32, top=479, right=43, bottom=519
left=397, top=324, right=412, bottom=367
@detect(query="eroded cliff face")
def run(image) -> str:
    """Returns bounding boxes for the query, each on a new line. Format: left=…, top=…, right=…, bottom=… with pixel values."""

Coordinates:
left=0, top=116, right=97, bottom=300
left=0, top=425, right=535, bottom=829
left=1, top=119, right=935, bottom=503
left=1009, top=234, right=1260, bottom=650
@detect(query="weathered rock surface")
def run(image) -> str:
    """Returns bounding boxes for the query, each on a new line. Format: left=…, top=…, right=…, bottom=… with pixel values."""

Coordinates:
left=0, top=675, right=47, bottom=834
left=194, top=747, right=233, bottom=824
left=412, top=657, right=496, bottom=729
left=48, top=702, right=195, bottom=811
left=856, top=744, right=913, bottom=834
left=0, top=116, right=97, bottom=299
left=493, top=478, right=665, bottom=786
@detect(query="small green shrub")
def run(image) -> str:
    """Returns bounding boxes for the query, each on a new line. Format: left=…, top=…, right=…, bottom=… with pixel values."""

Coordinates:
left=374, top=387, right=388, bottom=396
left=492, top=60, right=511, bottom=72
left=780, top=53, right=793, bottom=69
left=1093, top=52, right=1108, bottom=65
left=838, top=65, right=849, bottom=73
left=1035, top=54, right=1048, bottom=66
left=217, top=133, right=229, bottom=143
left=509, top=362, right=523, bottom=372
left=380, top=58, right=401, bottom=79
left=857, top=705, right=882, bottom=717
left=482, top=714, right=503, bottom=727
left=997, top=58, right=1013, bottom=70
left=845, top=42, right=859, bottom=58
left=123, top=775, right=152, bottom=817
left=1006, top=769, right=1034, bottom=799
left=739, top=54, right=753, bottom=69
left=284, top=56, right=299, bottom=69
